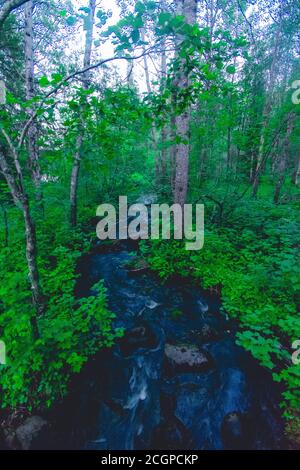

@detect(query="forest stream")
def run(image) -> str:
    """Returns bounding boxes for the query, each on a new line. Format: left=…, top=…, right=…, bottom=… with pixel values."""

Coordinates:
left=1, top=0, right=299, bottom=455
left=41, top=206, right=286, bottom=451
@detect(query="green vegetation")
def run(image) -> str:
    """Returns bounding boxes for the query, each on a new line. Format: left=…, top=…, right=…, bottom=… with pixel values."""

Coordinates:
left=141, top=197, right=300, bottom=422
left=0, top=205, right=123, bottom=410
left=0, top=0, right=299, bottom=446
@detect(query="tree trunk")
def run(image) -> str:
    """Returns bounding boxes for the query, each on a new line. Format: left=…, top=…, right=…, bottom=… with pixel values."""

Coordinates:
left=170, top=115, right=176, bottom=190
left=82, top=0, right=96, bottom=86
left=70, top=135, right=82, bottom=227
left=0, top=147, right=42, bottom=337
left=273, top=113, right=294, bottom=204
left=126, top=60, right=134, bottom=86
left=292, top=152, right=300, bottom=186
left=1, top=205, right=8, bottom=247
left=158, top=36, right=168, bottom=183
left=173, top=0, right=198, bottom=206
left=141, top=30, right=152, bottom=94
left=252, top=115, right=267, bottom=197
left=24, top=0, right=41, bottom=190
left=22, top=194, right=42, bottom=338
left=199, top=147, right=207, bottom=181
left=252, top=23, right=282, bottom=198
left=70, top=0, right=96, bottom=227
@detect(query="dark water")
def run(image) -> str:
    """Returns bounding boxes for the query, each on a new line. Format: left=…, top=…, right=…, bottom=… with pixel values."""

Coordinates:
left=47, top=238, right=285, bottom=450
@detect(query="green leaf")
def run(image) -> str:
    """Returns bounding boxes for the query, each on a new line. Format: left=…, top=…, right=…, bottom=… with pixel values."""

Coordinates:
left=79, top=7, right=90, bottom=14
left=226, top=65, right=236, bottom=74
left=39, top=76, right=50, bottom=87
left=51, top=73, right=62, bottom=84
left=135, top=1, right=146, bottom=14
left=66, top=16, right=77, bottom=26
left=131, top=29, right=140, bottom=44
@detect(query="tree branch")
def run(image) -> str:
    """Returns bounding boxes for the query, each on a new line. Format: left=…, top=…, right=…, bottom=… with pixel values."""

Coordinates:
left=18, top=46, right=157, bottom=148
left=236, top=0, right=255, bottom=45
left=0, top=0, right=30, bottom=29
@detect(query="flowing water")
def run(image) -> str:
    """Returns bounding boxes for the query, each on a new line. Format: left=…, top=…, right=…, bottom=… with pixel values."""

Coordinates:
left=47, top=234, right=285, bottom=450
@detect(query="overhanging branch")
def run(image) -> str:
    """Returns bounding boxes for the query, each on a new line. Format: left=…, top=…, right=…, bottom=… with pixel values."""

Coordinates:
left=0, top=0, right=30, bottom=29
left=18, top=46, right=159, bottom=148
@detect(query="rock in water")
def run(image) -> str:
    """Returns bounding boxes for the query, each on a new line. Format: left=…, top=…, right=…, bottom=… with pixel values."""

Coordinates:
left=192, top=323, right=219, bottom=343
left=119, top=324, right=157, bottom=356
left=221, top=412, right=252, bottom=450
left=15, top=416, right=48, bottom=450
left=163, top=343, right=214, bottom=375
left=126, top=258, right=149, bottom=275
left=145, top=299, right=160, bottom=310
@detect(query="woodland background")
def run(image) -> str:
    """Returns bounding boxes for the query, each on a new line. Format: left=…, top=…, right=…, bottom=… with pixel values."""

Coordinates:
left=0, top=0, right=299, bottom=445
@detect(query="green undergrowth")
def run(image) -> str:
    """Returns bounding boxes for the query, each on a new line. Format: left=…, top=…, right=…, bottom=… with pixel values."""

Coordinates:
left=140, top=198, right=300, bottom=441
left=0, top=207, right=123, bottom=411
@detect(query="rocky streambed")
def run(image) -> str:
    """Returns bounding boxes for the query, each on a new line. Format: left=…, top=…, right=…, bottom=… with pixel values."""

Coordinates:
left=1, top=237, right=286, bottom=450
left=46, top=237, right=285, bottom=450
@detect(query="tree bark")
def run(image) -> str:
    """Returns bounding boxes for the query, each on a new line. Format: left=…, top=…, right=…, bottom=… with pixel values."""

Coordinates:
left=0, top=0, right=30, bottom=29
left=252, top=22, right=282, bottom=198
left=292, top=152, right=300, bottom=186
left=0, top=145, right=42, bottom=337
left=173, top=0, right=198, bottom=206
left=70, top=0, right=96, bottom=227
left=22, top=194, right=42, bottom=337
left=24, top=0, right=41, bottom=191
left=273, top=113, right=294, bottom=204
left=1, top=205, right=8, bottom=247
left=141, top=30, right=152, bottom=94
left=70, top=135, right=82, bottom=227
left=158, top=36, right=168, bottom=183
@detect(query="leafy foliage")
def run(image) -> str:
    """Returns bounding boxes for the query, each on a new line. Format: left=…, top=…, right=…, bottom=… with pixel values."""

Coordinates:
left=141, top=198, right=300, bottom=419
left=0, top=211, right=123, bottom=410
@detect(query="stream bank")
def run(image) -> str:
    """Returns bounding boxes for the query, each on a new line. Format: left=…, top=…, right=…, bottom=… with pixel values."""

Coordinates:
left=35, top=234, right=286, bottom=450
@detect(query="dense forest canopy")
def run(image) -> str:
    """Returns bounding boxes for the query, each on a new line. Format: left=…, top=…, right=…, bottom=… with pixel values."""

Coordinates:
left=0, top=0, right=299, bottom=449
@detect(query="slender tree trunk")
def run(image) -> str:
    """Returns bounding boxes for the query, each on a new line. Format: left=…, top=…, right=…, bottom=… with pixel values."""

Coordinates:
left=24, top=0, right=41, bottom=191
left=292, top=152, right=300, bottom=186
left=273, top=113, right=294, bottom=204
left=82, top=0, right=96, bottom=85
left=252, top=112, right=267, bottom=197
left=199, top=147, right=207, bottom=181
left=126, top=60, right=134, bottom=86
left=226, top=126, right=231, bottom=171
left=22, top=195, right=42, bottom=338
left=70, top=135, right=82, bottom=227
left=249, top=151, right=254, bottom=181
left=173, top=0, right=198, bottom=206
left=1, top=206, right=8, bottom=247
left=161, top=126, right=168, bottom=176
left=159, top=36, right=168, bottom=183
left=0, top=147, right=42, bottom=337
left=252, top=24, right=281, bottom=198
left=70, top=0, right=96, bottom=227
left=141, top=30, right=152, bottom=94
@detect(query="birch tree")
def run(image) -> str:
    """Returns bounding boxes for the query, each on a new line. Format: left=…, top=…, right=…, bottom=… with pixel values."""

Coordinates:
left=173, top=0, right=198, bottom=206
left=70, top=0, right=96, bottom=227
left=24, top=0, right=41, bottom=191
